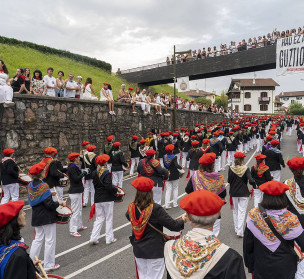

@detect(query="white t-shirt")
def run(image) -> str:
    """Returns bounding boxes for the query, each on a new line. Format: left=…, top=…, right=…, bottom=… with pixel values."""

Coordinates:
left=65, top=80, right=77, bottom=98
left=43, top=75, right=56, bottom=97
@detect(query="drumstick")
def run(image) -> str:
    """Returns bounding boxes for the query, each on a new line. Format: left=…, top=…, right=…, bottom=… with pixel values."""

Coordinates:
left=18, top=166, right=24, bottom=173
left=36, top=272, right=43, bottom=279
left=34, top=256, right=48, bottom=279
left=52, top=187, right=62, bottom=207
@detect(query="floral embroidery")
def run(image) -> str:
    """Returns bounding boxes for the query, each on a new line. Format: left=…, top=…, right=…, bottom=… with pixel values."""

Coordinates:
left=172, top=235, right=221, bottom=277
left=142, top=159, right=160, bottom=176
left=286, top=178, right=304, bottom=211
left=192, top=171, right=225, bottom=194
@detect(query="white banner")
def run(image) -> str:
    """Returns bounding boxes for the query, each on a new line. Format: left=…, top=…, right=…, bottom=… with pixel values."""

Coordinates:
left=177, top=76, right=190, bottom=92
left=276, top=34, right=304, bottom=76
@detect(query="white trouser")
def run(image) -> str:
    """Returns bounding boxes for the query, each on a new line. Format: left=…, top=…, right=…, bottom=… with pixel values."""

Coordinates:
left=30, top=223, right=56, bottom=270
left=221, top=151, right=227, bottom=169
left=227, top=151, right=235, bottom=165
left=112, top=171, right=124, bottom=188
left=83, top=179, right=95, bottom=206
left=214, top=157, right=221, bottom=172
left=107, top=163, right=112, bottom=173
left=302, top=145, right=304, bottom=156
left=181, top=152, right=189, bottom=168
left=130, top=157, right=140, bottom=176
left=0, top=84, right=13, bottom=102
left=159, top=158, right=164, bottom=167
left=135, top=257, right=165, bottom=279
left=237, top=144, right=243, bottom=153
left=249, top=139, right=254, bottom=149
left=244, top=143, right=249, bottom=153
left=270, top=170, right=281, bottom=182
left=69, top=193, right=83, bottom=233
left=297, top=142, right=302, bottom=153
left=153, top=186, right=162, bottom=205
left=136, top=101, right=146, bottom=111
left=165, top=180, right=179, bottom=208
left=256, top=138, right=262, bottom=152
left=253, top=189, right=263, bottom=208
left=213, top=219, right=221, bottom=237
left=0, top=183, right=19, bottom=204
left=232, top=197, right=249, bottom=236
left=145, top=104, right=151, bottom=113
left=296, top=257, right=304, bottom=279
left=176, top=153, right=181, bottom=164
left=52, top=186, right=63, bottom=202
left=90, top=201, right=114, bottom=243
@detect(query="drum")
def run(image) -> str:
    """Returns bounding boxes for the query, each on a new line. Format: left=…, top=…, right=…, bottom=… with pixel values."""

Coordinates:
left=59, top=177, right=69, bottom=187
left=19, top=173, right=33, bottom=187
left=163, top=227, right=182, bottom=240
left=38, top=275, right=65, bottom=279
left=113, top=186, right=125, bottom=203
left=56, top=205, right=73, bottom=224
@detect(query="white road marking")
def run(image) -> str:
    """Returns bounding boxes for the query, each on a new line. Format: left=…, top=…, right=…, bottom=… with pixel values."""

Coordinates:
left=245, top=150, right=257, bottom=166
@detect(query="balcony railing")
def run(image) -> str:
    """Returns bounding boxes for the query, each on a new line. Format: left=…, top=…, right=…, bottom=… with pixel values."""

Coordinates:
left=229, top=98, right=241, bottom=103
left=258, top=97, right=270, bottom=103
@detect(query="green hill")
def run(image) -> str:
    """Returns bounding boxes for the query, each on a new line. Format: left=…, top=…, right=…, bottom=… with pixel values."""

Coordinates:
left=0, top=39, right=188, bottom=99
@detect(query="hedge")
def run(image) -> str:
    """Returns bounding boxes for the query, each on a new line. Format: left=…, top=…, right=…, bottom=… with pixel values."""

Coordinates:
left=0, top=36, right=112, bottom=73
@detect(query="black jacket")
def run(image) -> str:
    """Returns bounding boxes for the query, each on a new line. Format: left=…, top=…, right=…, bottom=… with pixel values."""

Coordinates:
left=126, top=203, right=184, bottom=259
left=44, top=160, right=64, bottom=187
left=158, top=138, right=170, bottom=158
left=181, top=139, right=192, bottom=152
left=82, top=152, right=98, bottom=180
left=163, top=155, right=182, bottom=181
left=186, top=148, right=203, bottom=171
left=172, top=139, right=181, bottom=154
left=92, top=169, right=118, bottom=203
left=264, top=149, right=285, bottom=171
left=30, top=179, right=59, bottom=227
left=67, top=164, right=85, bottom=194
left=0, top=158, right=19, bottom=185
left=226, top=137, right=238, bottom=152
left=111, top=151, right=128, bottom=172
left=251, top=166, right=273, bottom=189
left=228, top=167, right=255, bottom=197
left=129, top=141, right=140, bottom=158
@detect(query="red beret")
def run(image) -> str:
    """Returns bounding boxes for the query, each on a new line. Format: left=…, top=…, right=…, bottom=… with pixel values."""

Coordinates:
left=255, top=154, right=266, bottom=160
left=103, top=82, right=109, bottom=85
left=199, top=152, right=216, bottom=165
left=131, top=177, right=154, bottom=191
left=174, top=128, right=179, bottom=131
left=173, top=133, right=179, bottom=137
left=269, top=131, right=276, bottom=135
left=0, top=201, right=24, bottom=228
left=191, top=135, right=197, bottom=139
left=271, top=140, right=279, bottom=146
left=44, top=147, right=56, bottom=154
left=139, top=139, right=146, bottom=144
left=81, top=141, right=90, bottom=147
left=113, top=142, right=121, bottom=148
left=185, top=132, right=190, bottom=136
left=148, top=132, right=154, bottom=135
left=68, top=152, right=80, bottom=161
left=195, top=124, right=199, bottom=127
left=201, top=123, right=204, bottom=125
left=218, top=130, right=224, bottom=135
left=287, top=157, right=304, bottom=170
left=234, top=152, right=246, bottom=159
left=165, top=144, right=175, bottom=152
left=166, top=92, right=169, bottom=94
left=191, top=140, right=200, bottom=146
left=180, top=190, right=225, bottom=216
left=146, top=149, right=156, bottom=156
left=229, top=131, right=234, bottom=135
left=107, top=136, right=114, bottom=142
left=207, top=130, right=212, bottom=133
left=213, top=132, right=218, bottom=136
left=87, top=145, right=96, bottom=152
left=202, top=139, right=209, bottom=144
left=3, top=148, right=15, bottom=156
left=96, top=154, right=110, bottom=165
left=266, top=136, right=274, bottom=140
left=259, top=181, right=289, bottom=196
left=128, top=87, right=134, bottom=90
left=132, top=136, right=139, bottom=140
left=29, top=163, right=46, bottom=175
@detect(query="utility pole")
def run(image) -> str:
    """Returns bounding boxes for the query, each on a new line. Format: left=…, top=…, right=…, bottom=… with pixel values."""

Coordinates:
left=173, top=45, right=177, bottom=129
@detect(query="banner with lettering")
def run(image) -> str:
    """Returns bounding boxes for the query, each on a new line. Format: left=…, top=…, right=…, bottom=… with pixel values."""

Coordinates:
left=177, top=76, right=190, bottom=92
left=276, top=34, right=304, bottom=76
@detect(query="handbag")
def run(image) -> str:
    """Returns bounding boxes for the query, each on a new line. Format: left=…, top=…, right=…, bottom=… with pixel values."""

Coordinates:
left=259, top=204, right=303, bottom=262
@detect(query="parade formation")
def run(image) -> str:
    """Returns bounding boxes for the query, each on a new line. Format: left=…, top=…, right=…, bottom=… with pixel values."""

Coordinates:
left=1, top=115, right=304, bottom=278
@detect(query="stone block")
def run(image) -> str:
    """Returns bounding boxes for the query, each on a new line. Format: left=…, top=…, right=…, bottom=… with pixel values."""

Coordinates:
left=16, top=102, right=26, bottom=110
left=47, top=105, right=54, bottom=111
left=61, top=104, right=67, bottom=111
left=58, top=112, right=66, bottom=121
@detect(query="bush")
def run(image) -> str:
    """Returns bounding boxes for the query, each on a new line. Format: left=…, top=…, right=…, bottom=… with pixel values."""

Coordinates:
left=194, top=97, right=211, bottom=105
left=214, top=91, right=228, bottom=107
left=0, top=35, right=112, bottom=73
left=289, top=102, right=304, bottom=115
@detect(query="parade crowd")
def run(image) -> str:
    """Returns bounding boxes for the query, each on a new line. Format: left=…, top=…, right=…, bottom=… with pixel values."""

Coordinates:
left=2, top=115, right=304, bottom=279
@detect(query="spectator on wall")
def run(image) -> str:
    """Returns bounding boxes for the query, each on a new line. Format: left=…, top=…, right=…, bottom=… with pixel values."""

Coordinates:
left=0, top=59, right=14, bottom=107
left=82, top=77, right=97, bottom=100
left=23, top=67, right=32, bottom=94
left=43, top=67, right=57, bottom=97
left=63, top=74, right=80, bottom=98
left=56, top=71, right=64, bottom=97
left=75, top=76, right=83, bottom=99
left=100, top=82, right=115, bottom=115
left=117, top=84, right=132, bottom=103
left=10, top=68, right=26, bottom=94
left=32, top=70, right=46, bottom=96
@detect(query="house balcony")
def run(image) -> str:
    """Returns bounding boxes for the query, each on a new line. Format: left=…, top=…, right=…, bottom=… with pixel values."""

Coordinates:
left=229, top=98, right=241, bottom=103
left=258, top=97, right=270, bottom=104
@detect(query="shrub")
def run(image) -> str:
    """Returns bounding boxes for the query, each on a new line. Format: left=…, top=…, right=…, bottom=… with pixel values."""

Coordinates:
left=289, top=102, right=304, bottom=115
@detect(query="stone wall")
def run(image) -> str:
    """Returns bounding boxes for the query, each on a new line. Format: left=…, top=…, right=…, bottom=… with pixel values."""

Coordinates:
left=0, top=94, right=225, bottom=169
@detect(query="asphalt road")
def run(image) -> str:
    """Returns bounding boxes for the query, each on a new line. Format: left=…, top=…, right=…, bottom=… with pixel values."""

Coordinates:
left=19, top=129, right=298, bottom=279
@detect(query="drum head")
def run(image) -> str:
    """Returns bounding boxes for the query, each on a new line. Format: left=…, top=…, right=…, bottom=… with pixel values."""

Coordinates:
left=56, top=206, right=72, bottom=215
left=163, top=227, right=182, bottom=238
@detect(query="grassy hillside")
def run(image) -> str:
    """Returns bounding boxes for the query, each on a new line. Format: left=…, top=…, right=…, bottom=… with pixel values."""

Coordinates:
left=0, top=43, right=189, bottom=99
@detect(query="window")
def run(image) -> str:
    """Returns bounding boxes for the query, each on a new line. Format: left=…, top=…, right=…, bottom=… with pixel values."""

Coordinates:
left=244, top=104, right=251, bottom=111
left=291, top=100, right=295, bottom=104
left=245, top=92, right=251, bottom=98
left=232, top=92, right=240, bottom=99
left=260, top=104, right=268, bottom=111
left=296, top=97, right=302, bottom=100
left=234, top=105, right=239, bottom=113
left=260, top=92, right=268, bottom=98
left=283, top=97, right=289, bottom=101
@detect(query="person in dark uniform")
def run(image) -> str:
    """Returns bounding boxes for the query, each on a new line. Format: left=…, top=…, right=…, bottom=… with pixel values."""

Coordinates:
left=89, top=154, right=118, bottom=245
left=218, top=130, right=228, bottom=171
left=251, top=154, right=273, bottom=208
left=209, top=132, right=223, bottom=172
left=181, top=132, right=192, bottom=168
left=80, top=141, right=90, bottom=170
left=111, top=142, right=128, bottom=189
left=158, top=133, right=170, bottom=167
left=244, top=181, right=304, bottom=279
left=226, top=131, right=238, bottom=166
left=137, top=149, right=169, bottom=205
left=0, top=201, right=42, bottom=279
left=163, top=144, right=183, bottom=209
left=186, top=141, right=203, bottom=178
left=129, top=135, right=140, bottom=176
left=139, top=139, right=149, bottom=159
left=165, top=190, right=246, bottom=279
left=104, top=136, right=114, bottom=172
left=126, top=177, right=186, bottom=279
left=0, top=148, right=19, bottom=204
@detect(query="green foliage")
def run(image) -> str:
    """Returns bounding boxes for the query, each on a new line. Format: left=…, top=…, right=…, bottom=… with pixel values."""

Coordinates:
left=214, top=91, right=228, bottom=107
left=289, top=102, right=304, bottom=115
left=0, top=36, right=112, bottom=72
left=194, top=97, right=211, bottom=105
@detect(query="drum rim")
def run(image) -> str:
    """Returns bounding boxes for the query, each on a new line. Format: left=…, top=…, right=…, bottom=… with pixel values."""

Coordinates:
left=114, top=186, right=125, bottom=196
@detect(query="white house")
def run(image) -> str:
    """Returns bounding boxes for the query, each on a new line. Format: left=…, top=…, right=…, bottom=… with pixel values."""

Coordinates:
left=278, top=91, right=304, bottom=107
left=184, top=89, right=216, bottom=104
left=226, top=78, right=279, bottom=114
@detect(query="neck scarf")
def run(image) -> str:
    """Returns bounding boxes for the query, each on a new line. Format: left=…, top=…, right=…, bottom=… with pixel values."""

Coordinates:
left=142, top=159, right=160, bottom=176
left=98, top=167, right=110, bottom=181
left=191, top=171, right=225, bottom=194
left=200, top=146, right=210, bottom=154
left=269, top=147, right=282, bottom=154
left=164, top=154, right=175, bottom=168
left=41, top=157, right=54, bottom=177
left=209, top=138, right=219, bottom=146
left=1, top=157, right=15, bottom=164
left=230, top=165, right=247, bottom=177
left=128, top=203, right=153, bottom=240
left=254, top=163, right=269, bottom=178
left=285, top=178, right=304, bottom=215
left=104, top=143, right=113, bottom=154
left=70, top=162, right=82, bottom=173
left=247, top=208, right=302, bottom=252
left=27, top=180, right=51, bottom=207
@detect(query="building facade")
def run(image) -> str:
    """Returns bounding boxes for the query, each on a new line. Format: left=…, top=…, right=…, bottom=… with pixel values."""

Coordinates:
left=184, top=89, right=216, bottom=104
left=278, top=91, right=304, bottom=107
left=226, top=78, right=279, bottom=114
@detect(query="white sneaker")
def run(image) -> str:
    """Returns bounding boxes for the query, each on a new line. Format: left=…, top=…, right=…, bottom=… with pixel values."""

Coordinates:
left=112, top=111, right=116, bottom=115
left=106, top=238, right=117, bottom=245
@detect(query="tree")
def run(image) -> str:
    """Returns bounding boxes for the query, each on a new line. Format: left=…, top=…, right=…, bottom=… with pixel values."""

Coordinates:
left=214, top=91, right=228, bottom=108
left=289, top=102, right=304, bottom=115
left=194, top=97, right=211, bottom=106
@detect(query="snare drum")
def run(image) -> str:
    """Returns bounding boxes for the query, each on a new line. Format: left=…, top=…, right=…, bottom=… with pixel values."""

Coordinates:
left=19, top=173, right=33, bottom=187
left=56, top=205, right=73, bottom=224
left=38, top=274, right=65, bottom=279
left=113, top=186, right=125, bottom=203
left=163, top=227, right=182, bottom=240
left=59, top=177, right=69, bottom=187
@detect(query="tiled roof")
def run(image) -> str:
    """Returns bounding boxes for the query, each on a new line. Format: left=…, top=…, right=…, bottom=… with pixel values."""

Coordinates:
left=184, top=90, right=216, bottom=97
left=278, top=91, right=304, bottom=97
left=231, top=78, right=280, bottom=87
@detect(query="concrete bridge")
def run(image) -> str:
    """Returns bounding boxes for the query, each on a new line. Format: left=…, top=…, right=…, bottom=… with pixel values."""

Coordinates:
left=118, top=44, right=276, bottom=86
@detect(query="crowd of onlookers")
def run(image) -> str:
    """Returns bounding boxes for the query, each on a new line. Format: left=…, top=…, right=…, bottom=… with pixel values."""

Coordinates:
left=166, top=26, right=304, bottom=64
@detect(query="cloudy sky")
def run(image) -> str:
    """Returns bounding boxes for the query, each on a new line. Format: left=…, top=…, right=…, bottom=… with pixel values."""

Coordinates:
left=1, top=0, right=304, bottom=94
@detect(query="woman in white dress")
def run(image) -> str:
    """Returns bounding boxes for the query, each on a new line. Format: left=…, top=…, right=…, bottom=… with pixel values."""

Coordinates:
left=82, top=78, right=97, bottom=100
left=100, top=82, right=115, bottom=115
left=0, top=60, right=14, bottom=107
